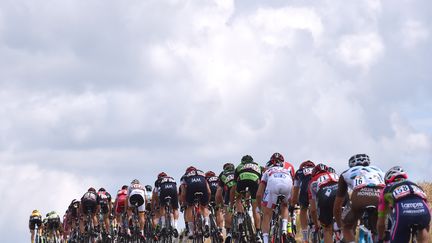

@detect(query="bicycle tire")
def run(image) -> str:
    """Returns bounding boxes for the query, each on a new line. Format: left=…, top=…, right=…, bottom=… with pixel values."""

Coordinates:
left=244, top=214, right=256, bottom=243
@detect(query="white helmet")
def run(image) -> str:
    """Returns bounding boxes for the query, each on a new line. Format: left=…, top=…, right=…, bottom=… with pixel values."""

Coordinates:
left=348, top=154, right=370, bottom=167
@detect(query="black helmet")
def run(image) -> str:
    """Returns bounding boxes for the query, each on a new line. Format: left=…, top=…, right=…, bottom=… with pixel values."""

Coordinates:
left=241, top=155, right=253, bottom=164
left=98, top=187, right=106, bottom=192
left=145, top=185, right=152, bottom=192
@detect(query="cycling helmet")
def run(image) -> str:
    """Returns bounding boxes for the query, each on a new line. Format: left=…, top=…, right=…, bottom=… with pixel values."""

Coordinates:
left=98, top=187, right=106, bottom=192
left=223, top=163, right=235, bottom=171
left=241, top=155, right=253, bottom=164
left=131, top=179, right=140, bottom=185
left=121, top=185, right=128, bottom=190
left=32, top=209, right=40, bottom=214
left=348, top=154, right=370, bottom=167
left=312, top=163, right=328, bottom=176
left=145, top=185, right=152, bottom=192
left=185, top=166, right=196, bottom=173
left=299, top=160, right=315, bottom=169
left=88, top=187, right=96, bottom=193
left=267, top=159, right=283, bottom=168
left=158, top=172, right=167, bottom=179
left=205, top=171, right=216, bottom=178
left=270, top=152, right=284, bottom=163
left=385, top=166, right=408, bottom=184
left=328, top=166, right=336, bottom=174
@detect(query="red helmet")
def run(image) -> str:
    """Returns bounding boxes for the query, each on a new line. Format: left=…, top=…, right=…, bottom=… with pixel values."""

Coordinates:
left=158, top=172, right=167, bottom=179
left=185, top=166, right=196, bottom=174
left=205, top=171, right=216, bottom=178
left=299, top=160, right=315, bottom=169
left=312, top=163, right=328, bottom=177
left=270, top=152, right=285, bottom=163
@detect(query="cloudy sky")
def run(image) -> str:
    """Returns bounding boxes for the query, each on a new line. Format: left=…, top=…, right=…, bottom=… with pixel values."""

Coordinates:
left=0, top=0, right=431, bottom=241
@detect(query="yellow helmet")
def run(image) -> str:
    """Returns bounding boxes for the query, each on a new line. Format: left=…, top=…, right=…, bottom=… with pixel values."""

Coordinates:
left=32, top=209, right=40, bottom=214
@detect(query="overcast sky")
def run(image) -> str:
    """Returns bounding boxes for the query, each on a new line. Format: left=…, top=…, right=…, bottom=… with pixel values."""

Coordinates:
left=0, top=0, right=431, bottom=241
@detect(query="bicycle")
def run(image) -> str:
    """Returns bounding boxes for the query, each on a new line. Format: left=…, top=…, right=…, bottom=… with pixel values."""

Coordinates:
left=129, top=202, right=145, bottom=243
left=33, top=223, right=45, bottom=243
left=208, top=201, right=223, bottom=243
left=358, top=206, right=377, bottom=243
left=192, top=192, right=206, bottom=243
left=82, top=209, right=98, bottom=243
left=143, top=209, right=155, bottom=243
left=269, top=194, right=287, bottom=243
left=160, top=195, right=175, bottom=243
left=232, top=188, right=256, bottom=243
left=307, top=211, right=322, bottom=243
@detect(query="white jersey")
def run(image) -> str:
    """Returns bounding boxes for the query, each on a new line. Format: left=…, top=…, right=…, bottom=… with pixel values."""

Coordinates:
left=341, top=165, right=385, bottom=191
left=261, top=166, right=294, bottom=185
left=261, top=165, right=294, bottom=208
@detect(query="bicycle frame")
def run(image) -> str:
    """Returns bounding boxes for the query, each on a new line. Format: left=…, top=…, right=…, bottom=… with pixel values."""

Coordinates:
left=358, top=206, right=377, bottom=243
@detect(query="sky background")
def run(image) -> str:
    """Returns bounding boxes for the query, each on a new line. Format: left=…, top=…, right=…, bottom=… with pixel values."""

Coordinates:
left=0, top=0, right=431, bottom=241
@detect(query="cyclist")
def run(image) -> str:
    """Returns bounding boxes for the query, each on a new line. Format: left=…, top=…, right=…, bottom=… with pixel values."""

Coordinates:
left=46, top=211, right=62, bottom=240
left=144, top=185, right=153, bottom=212
left=230, top=154, right=264, bottom=243
left=114, top=185, right=128, bottom=235
left=126, top=179, right=147, bottom=239
left=79, top=187, right=100, bottom=236
left=155, top=172, right=180, bottom=238
left=206, top=170, right=224, bottom=240
left=377, top=166, right=431, bottom=243
left=217, top=162, right=236, bottom=243
left=180, top=166, right=211, bottom=239
left=333, top=154, right=385, bottom=243
left=152, top=173, right=164, bottom=232
left=257, top=152, right=295, bottom=243
left=29, top=209, right=43, bottom=243
left=308, top=163, right=341, bottom=243
left=97, top=188, right=113, bottom=239
left=64, top=199, right=80, bottom=240
left=292, top=160, right=315, bottom=243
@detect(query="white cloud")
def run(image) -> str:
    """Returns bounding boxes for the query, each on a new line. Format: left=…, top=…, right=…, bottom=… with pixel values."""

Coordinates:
left=336, top=32, right=384, bottom=70
left=401, top=20, right=429, bottom=49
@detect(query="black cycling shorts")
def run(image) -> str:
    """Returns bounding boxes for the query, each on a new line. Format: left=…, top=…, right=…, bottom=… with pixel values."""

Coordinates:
left=29, top=217, right=42, bottom=230
left=186, top=180, right=209, bottom=206
left=236, top=179, right=258, bottom=200
left=82, top=198, right=97, bottom=215
left=316, top=184, right=338, bottom=226
left=159, top=182, right=179, bottom=210
left=390, top=197, right=431, bottom=243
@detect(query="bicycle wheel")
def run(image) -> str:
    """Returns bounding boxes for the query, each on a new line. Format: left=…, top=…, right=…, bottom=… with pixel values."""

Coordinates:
left=244, top=214, right=256, bottom=243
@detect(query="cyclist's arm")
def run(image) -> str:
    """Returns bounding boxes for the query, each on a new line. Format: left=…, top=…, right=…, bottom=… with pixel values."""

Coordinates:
left=206, top=181, right=211, bottom=201
left=334, top=174, right=348, bottom=228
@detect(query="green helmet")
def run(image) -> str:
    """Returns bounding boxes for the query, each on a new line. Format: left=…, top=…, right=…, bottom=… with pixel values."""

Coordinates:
left=241, top=155, right=253, bottom=164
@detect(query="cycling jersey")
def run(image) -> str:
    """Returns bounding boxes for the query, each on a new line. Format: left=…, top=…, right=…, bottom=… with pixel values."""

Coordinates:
left=261, top=163, right=294, bottom=208
left=294, top=165, right=314, bottom=208
left=339, top=165, right=385, bottom=191
left=218, top=169, right=235, bottom=205
left=46, top=212, right=61, bottom=230
left=115, top=189, right=128, bottom=214
left=378, top=180, right=430, bottom=243
left=234, top=162, right=262, bottom=182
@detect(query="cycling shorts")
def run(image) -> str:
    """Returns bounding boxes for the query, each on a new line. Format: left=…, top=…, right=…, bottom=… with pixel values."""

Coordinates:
left=159, top=182, right=179, bottom=210
left=390, top=197, right=431, bottom=243
left=236, top=179, right=258, bottom=200
left=128, top=190, right=145, bottom=212
left=342, top=186, right=382, bottom=229
left=29, top=216, right=42, bottom=230
left=81, top=198, right=98, bottom=215
left=262, top=180, right=292, bottom=208
left=185, top=180, right=209, bottom=206
left=316, top=184, right=338, bottom=226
